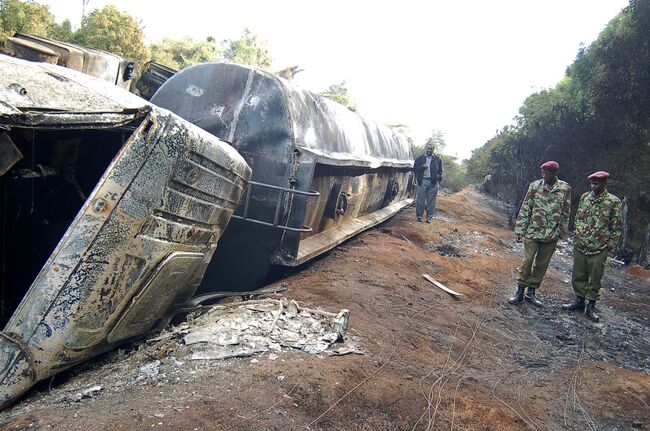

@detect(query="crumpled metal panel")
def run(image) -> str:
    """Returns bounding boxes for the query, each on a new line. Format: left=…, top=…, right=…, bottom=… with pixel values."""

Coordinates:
left=79, top=47, right=132, bottom=89
left=0, top=60, right=251, bottom=409
left=5, top=37, right=59, bottom=64
left=5, top=35, right=134, bottom=89
left=0, top=55, right=144, bottom=113
left=11, top=33, right=85, bottom=71
left=151, top=63, right=296, bottom=292
left=135, top=61, right=177, bottom=101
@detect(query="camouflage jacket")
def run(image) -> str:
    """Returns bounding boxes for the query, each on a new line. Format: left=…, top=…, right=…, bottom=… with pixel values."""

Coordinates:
left=514, top=179, right=571, bottom=242
left=574, top=190, right=622, bottom=254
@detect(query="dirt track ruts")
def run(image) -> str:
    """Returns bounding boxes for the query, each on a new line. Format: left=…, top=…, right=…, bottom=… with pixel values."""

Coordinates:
left=1, top=188, right=648, bottom=430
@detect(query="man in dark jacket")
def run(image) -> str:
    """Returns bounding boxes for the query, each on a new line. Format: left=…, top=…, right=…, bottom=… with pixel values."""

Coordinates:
left=413, top=142, right=443, bottom=223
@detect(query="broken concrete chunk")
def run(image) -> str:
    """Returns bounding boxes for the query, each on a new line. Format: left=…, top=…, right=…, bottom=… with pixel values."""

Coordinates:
left=72, top=385, right=102, bottom=402
left=182, top=298, right=354, bottom=361
left=320, top=332, right=340, bottom=343
left=285, top=300, right=300, bottom=316
left=333, top=310, right=350, bottom=338
left=139, top=360, right=160, bottom=378
left=217, top=333, right=239, bottom=346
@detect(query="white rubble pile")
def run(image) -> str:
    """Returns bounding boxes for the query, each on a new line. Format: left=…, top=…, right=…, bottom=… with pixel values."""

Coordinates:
left=173, top=299, right=358, bottom=360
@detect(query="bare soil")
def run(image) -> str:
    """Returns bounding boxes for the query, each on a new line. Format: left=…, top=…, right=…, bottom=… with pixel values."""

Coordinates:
left=1, top=188, right=648, bottom=431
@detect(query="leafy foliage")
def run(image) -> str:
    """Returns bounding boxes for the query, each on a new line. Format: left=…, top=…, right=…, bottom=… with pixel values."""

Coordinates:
left=439, top=155, right=470, bottom=192
left=74, top=5, right=149, bottom=67
left=149, top=37, right=219, bottom=70
left=389, top=124, right=415, bottom=150
left=48, top=18, right=73, bottom=42
left=148, top=29, right=274, bottom=71
left=221, top=28, right=272, bottom=69
left=1, top=2, right=145, bottom=68
left=319, top=81, right=357, bottom=112
left=466, top=2, right=650, bottom=253
left=0, top=0, right=69, bottom=42
left=427, top=129, right=446, bottom=150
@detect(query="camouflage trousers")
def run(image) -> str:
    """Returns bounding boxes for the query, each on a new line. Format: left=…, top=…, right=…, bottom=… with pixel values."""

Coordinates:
left=517, top=239, right=558, bottom=289
left=572, top=247, right=608, bottom=301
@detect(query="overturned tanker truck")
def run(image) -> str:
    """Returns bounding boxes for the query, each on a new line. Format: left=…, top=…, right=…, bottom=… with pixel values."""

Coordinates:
left=151, top=63, right=415, bottom=295
left=0, top=56, right=251, bottom=408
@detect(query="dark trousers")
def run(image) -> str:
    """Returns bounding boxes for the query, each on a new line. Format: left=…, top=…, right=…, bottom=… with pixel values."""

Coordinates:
left=517, top=239, right=558, bottom=289
left=416, top=179, right=439, bottom=220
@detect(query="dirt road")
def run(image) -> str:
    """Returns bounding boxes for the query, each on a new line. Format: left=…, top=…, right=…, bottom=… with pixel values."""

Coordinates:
left=1, top=188, right=648, bottom=430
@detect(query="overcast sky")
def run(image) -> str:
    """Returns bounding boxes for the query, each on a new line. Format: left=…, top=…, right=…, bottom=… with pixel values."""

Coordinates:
left=41, top=0, right=628, bottom=159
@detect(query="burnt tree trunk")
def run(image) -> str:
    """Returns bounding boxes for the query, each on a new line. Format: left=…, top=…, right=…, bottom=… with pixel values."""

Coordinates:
left=637, top=218, right=650, bottom=266
left=615, top=197, right=630, bottom=261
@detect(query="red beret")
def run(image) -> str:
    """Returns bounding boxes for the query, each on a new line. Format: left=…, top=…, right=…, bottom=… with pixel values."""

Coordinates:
left=588, top=171, right=609, bottom=181
left=540, top=161, right=559, bottom=172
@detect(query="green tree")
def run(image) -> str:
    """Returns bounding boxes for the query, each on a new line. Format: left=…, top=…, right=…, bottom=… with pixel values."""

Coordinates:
left=48, top=18, right=73, bottom=42
left=389, top=124, right=414, bottom=149
left=221, top=28, right=272, bottom=69
left=439, top=154, right=469, bottom=193
left=466, top=1, right=650, bottom=248
left=427, top=129, right=446, bottom=150
left=0, top=0, right=62, bottom=42
left=74, top=5, right=149, bottom=67
left=319, top=81, right=357, bottom=112
left=411, top=129, right=446, bottom=157
left=149, top=37, right=219, bottom=70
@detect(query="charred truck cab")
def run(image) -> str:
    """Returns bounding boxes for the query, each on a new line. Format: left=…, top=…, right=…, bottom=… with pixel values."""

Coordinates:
left=2, top=33, right=136, bottom=90
left=0, top=56, right=251, bottom=408
left=152, top=63, right=415, bottom=294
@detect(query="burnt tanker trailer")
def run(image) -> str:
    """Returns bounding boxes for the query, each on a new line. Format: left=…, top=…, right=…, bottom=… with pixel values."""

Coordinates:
left=151, top=63, right=415, bottom=294
left=0, top=56, right=251, bottom=408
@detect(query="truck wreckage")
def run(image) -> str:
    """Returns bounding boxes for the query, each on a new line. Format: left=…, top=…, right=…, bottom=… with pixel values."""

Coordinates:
left=0, top=56, right=251, bottom=409
left=0, top=55, right=414, bottom=410
left=2, top=33, right=135, bottom=90
left=152, top=63, right=415, bottom=294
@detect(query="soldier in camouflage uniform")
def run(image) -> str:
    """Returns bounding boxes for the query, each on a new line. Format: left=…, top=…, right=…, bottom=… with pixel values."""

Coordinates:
left=509, top=161, right=571, bottom=306
left=563, top=171, right=622, bottom=322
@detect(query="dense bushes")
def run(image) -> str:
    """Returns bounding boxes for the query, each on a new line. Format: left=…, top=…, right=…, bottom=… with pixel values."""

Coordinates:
left=467, top=1, right=650, bottom=258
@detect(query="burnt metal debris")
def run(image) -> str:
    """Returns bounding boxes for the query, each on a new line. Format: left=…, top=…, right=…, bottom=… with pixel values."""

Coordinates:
left=2, top=33, right=135, bottom=89
left=0, top=55, right=251, bottom=409
left=134, top=61, right=177, bottom=101
left=152, top=62, right=415, bottom=294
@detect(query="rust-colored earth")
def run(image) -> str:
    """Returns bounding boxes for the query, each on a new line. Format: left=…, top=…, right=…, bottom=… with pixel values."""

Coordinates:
left=1, top=188, right=648, bottom=430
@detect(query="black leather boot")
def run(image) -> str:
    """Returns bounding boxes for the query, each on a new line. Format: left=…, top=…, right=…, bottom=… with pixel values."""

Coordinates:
left=586, top=300, right=600, bottom=322
left=508, top=285, right=525, bottom=304
left=562, top=296, right=585, bottom=312
left=524, top=287, right=543, bottom=306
